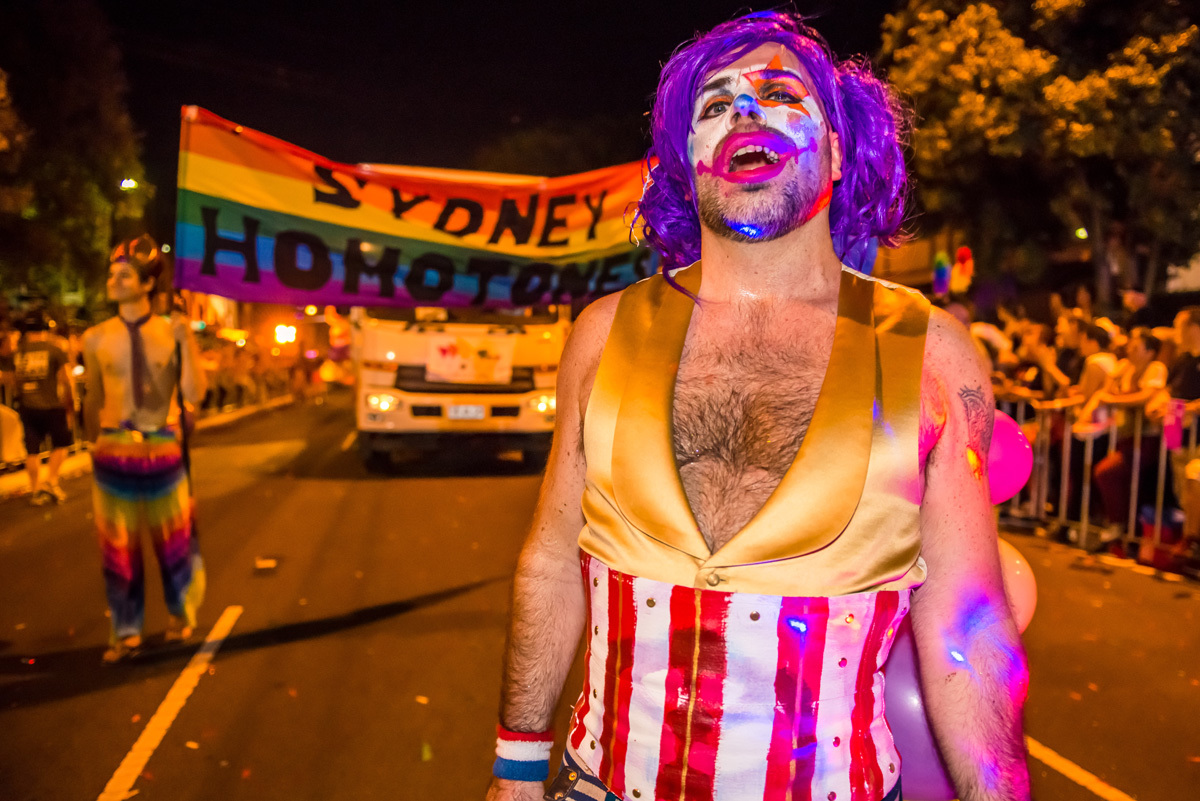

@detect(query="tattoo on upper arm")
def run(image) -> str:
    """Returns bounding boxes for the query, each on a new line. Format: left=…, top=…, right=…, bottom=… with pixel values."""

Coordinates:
left=959, top=385, right=994, bottom=455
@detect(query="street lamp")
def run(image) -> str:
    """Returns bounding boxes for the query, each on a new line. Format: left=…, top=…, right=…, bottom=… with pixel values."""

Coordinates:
left=1075, top=227, right=1089, bottom=240
left=120, top=178, right=139, bottom=191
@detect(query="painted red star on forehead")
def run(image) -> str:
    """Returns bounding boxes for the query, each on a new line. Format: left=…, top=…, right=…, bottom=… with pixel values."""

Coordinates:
left=740, top=51, right=812, bottom=117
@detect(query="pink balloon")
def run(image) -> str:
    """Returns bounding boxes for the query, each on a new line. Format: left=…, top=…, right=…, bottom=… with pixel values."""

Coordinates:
left=988, top=410, right=1033, bottom=505
left=999, top=539, right=1037, bottom=634
left=882, top=618, right=956, bottom=801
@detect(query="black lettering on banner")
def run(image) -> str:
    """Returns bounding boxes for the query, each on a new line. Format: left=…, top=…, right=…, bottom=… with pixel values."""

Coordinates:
left=312, top=166, right=365, bottom=209
left=488, top=195, right=539, bottom=245
left=344, top=239, right=400, bottom=298
left=405, top=253, right=455, bottom=302
left=465, top=258, right=512, bottom=305
left=538, top=193, right=575, bottom=247
left=511, top=262, right=555, bottom=306
left=551, top=262, right=597, bottom=304
left=433, top=198, right=484, bottom=238
left=200, top=207, right=261, bottom=282
left=391, top=189, right=430, bottom=220
left=595, top=254, right=628, bottom=295
left=275, top=231, right=333, bottom=291
left=583, top=191, right=607, bottom=240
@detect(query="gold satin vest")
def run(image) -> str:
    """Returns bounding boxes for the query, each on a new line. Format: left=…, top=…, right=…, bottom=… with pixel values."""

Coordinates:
left=578, top=263, right=931, bottom=597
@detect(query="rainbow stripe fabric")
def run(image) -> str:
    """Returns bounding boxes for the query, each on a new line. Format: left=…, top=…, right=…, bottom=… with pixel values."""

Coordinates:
left=568, top=553, right=907, bottom=801
left=175, top=106, right=656, bottom=309
left=92, top=429, right=204, bottom=641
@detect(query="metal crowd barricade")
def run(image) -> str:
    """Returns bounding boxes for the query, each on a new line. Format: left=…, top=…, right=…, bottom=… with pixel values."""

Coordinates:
left=1001, top=389, right=1200, bottom=560
left=1114, top=400, right=1200, bottom=558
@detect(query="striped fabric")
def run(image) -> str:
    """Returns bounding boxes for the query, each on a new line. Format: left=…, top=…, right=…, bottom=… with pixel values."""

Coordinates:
left=494, top=726, right=554, bottom=781
left=569, top=553, right=907, bottom=801
left=92, top=428, right=203, bottom=641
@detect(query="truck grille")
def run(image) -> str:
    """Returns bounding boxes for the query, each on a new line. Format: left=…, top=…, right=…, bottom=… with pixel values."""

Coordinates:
left=410, top=406, right=442, bottom=417
left=394, top=365, right=535, bottom=394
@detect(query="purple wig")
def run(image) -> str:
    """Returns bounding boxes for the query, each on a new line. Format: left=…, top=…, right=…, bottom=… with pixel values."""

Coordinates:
left=635, top=11, right=910, bottom=272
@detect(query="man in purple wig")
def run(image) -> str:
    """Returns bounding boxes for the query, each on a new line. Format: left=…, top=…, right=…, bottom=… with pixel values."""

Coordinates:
left=488, top=11, right=1030, bottom=801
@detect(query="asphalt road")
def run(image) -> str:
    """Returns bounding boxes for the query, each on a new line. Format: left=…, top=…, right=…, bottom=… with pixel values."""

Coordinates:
left=0, top=389, right=1197, bottom=801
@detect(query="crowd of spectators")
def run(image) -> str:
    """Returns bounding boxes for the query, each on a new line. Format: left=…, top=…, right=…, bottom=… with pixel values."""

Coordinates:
left=957, top=290, right=1200, bottom=563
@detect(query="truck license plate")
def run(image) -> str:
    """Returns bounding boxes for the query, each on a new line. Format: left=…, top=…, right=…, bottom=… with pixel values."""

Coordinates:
left=447, top=404, right=485, bottom=420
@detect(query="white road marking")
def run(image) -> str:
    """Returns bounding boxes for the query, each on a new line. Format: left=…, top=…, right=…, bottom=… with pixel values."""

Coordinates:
left=1026, top=736, right=1137, bottom=801
left=340, top=431, right=358, bottom=452
left=97, top=605, right=244, bottom=801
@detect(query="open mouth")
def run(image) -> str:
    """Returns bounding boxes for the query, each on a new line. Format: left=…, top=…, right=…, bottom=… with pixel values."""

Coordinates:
left=729, top=144, right=781, bottom=173
left=704, top=130, right=796, bottom=184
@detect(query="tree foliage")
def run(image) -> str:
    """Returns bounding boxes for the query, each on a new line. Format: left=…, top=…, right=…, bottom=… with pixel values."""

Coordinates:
left=880, top=0, right=1199, bottom=305
left=0, top=0, right=150, bottom=313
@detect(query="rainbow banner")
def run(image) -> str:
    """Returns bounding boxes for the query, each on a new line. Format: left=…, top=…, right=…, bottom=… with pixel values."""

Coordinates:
left=175, top=106, right=657, bottom=308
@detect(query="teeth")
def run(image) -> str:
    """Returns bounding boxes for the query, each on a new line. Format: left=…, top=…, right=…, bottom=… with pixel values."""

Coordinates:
left=728, top=144, right=782, bottom=170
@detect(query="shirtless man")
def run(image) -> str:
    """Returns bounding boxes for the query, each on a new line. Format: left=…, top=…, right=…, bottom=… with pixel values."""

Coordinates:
left=487, top=12, right=1029, bottom=801
left=83, top=235, right=208, bottom=663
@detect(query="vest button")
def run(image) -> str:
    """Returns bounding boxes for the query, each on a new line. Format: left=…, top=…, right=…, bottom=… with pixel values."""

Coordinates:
left=706, top=573, right=722, bottom=587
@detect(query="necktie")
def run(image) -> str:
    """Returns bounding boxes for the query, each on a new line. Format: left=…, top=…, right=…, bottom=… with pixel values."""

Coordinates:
left=122, top=313, right=152, bottom=408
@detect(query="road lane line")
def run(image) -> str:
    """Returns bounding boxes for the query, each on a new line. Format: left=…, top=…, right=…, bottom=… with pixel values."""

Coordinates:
left=1026, top=736, right=1137, bottom=801
left=97, top=605, right=244, bottom=801
left=341, top=431, right=357, bottom=452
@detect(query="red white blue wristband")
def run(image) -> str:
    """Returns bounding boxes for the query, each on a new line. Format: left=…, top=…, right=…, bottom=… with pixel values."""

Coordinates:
left=493, top=724, right=554, bottom=781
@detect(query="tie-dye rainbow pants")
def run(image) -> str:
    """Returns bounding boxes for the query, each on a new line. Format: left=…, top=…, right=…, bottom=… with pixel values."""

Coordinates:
left=91, top=429, right=205, bottom=642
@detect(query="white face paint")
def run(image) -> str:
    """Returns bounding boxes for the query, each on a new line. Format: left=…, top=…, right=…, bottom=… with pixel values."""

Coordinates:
left=688, top=43, right=835, bottom=242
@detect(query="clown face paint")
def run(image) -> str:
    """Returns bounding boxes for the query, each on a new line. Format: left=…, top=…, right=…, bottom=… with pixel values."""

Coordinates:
left=689, top=44, right=834, bottom=242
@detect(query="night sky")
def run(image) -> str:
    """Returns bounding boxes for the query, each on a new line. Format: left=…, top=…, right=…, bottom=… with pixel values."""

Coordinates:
left=98, top=0, right=897, bottom=238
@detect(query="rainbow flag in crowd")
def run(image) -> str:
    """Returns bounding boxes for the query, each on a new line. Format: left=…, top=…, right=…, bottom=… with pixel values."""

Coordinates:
left=175, top=106, right=654, bottom=309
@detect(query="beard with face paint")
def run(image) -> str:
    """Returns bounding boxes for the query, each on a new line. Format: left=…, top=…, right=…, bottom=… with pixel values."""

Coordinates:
left=689, top=45, right=836, bottom=244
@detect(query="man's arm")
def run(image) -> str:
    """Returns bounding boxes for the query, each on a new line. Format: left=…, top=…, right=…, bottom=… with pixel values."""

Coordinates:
left=1035, top=346, right=1071, bottom=393
left=487, top=296, right=617, bottom=800
left=57, top=360, right=76, bottom=413
left=1075, top=359, right=1108, bottom=403
left=82, top=329, right=104, bottom=442
left=913, top=309, right=1032, bottom=801
left=171, top=314, right=208, bottom=405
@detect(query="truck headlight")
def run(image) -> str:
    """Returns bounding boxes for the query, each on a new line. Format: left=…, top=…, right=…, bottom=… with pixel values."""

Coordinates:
left=528, top=393, right=556, bottom=414
left=366, top=392, right=401, bottom=412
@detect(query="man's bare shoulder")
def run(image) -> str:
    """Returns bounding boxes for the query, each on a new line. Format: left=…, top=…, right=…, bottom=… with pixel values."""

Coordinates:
left=923, top=306, right=991, bottom=387
left=559, top=290, right=625, bottom=418
left=919, top=307, right=993, bottom=458
left=82, top=318, right=119, bottom=351
left=563, top=291, right=623, bottom=371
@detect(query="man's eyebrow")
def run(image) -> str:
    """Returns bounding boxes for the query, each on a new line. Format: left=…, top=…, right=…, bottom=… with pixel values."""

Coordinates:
left=752, top=68, right=806, bottom=82
left=699, top=76, right=733, bottom=95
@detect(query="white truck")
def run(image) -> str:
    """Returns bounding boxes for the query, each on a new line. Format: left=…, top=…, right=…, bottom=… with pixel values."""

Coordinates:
left=350, top=304, right=569, bottom=468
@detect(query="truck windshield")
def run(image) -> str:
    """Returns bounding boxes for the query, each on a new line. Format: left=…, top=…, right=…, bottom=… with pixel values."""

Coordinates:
left=363, top=305, right=559, bottom=325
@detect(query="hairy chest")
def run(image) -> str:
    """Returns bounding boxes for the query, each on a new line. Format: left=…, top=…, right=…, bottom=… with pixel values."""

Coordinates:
left=671, top=317, right=834, bottom=553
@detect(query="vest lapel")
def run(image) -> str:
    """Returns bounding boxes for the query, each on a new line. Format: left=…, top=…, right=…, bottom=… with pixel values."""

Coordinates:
left=610, top=265, right=878, bottom=566
left=610, top=264, right=709, bottom=558
left=709, top=271, right=877, bottom=566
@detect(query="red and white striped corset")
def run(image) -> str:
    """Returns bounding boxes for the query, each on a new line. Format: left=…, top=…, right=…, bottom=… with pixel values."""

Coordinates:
left=568, top=553, right=909, bottom=801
